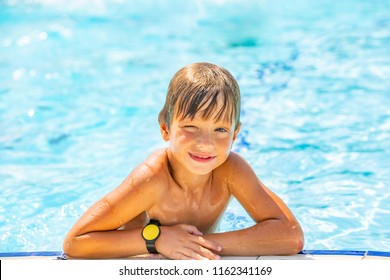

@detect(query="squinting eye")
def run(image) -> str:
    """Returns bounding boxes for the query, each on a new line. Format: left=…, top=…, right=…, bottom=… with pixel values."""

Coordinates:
left=215, top=128, right=228, bottom=133
left=183, top=125, right=197, bottom=132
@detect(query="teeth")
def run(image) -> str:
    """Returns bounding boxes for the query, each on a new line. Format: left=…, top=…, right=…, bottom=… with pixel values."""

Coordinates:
left=194, top=154, right=212, bottom=159
left=195, top=155, right=207, bottom=158
left=190, top=152, right=214, bottom=160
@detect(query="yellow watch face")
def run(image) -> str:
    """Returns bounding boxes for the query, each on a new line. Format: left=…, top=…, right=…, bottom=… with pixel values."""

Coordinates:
left=143, top=224, right=160, bottom=241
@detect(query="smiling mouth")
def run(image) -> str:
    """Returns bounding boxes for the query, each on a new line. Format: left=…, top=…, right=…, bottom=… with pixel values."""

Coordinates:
left=189, top=152, right=216, bottom=163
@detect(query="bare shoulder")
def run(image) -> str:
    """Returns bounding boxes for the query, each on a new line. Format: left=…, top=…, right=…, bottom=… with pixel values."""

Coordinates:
left=128, top=149, right=168, bottom=178
left=217, top=151, right=260, bottom=192
left=140, top=148, right=169, bottom=174
left=107, top=149, right=169, bottom=202
left=220, top=151, right=253, bottom=172
left=67, top=150, right=171, bottom=235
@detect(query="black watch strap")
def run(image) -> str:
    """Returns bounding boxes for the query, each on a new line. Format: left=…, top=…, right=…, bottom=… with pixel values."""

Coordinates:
left=146, top=242, right=159, bottom=254
left=149, top=219, right=161, bottom=226
left=142, top=219, right=161, bottom=254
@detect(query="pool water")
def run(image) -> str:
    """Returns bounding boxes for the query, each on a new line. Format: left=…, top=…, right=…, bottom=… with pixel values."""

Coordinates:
left=1, top=0, right=389, bottom=253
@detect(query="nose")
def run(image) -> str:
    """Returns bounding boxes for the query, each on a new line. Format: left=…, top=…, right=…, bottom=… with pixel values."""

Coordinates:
left=196, top=131, right=213, bottom=149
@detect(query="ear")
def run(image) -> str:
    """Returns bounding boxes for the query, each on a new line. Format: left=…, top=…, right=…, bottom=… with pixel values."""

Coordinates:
left=232, top=123, right=241, bottom=141
left=160, top=123, right=170, bottom=141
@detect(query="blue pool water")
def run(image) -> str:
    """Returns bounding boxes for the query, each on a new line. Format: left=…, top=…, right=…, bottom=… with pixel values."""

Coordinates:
left=0, top=0, right=389, bottom=253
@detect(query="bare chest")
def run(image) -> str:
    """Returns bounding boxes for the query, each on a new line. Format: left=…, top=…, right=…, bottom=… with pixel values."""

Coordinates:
left=149, top=181, right=231, bottom=233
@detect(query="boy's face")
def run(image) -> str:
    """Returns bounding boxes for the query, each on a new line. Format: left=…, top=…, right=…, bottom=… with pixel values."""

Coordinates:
left=160, top=97, right=240, bottom=176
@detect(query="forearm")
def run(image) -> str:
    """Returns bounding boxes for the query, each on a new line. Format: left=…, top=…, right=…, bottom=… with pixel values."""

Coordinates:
left=63, top=228, right=147, bottom=259
left=205, top=219, right=304, bottom=256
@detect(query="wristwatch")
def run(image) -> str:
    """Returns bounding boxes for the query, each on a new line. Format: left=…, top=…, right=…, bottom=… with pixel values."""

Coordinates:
left=141, top=219, right=161, bottom=254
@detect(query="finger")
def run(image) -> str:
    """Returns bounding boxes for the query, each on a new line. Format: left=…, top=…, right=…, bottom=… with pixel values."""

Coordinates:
left=171, top=250, right=208, bottom=260
left=192, top=235, right=222, bottom=253
left=186, top=242, right=221, bottom=260
left=196, top=245, right=221, bottom=260
left=171, top=251, right=192, bottom=260
left=182, top=247, right=212, bottom=260
left=181, top=224, right=203, bottom=236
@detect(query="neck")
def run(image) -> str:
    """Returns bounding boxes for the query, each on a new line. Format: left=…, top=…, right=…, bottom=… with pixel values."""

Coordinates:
left=167, top=150, right=212, bottom=192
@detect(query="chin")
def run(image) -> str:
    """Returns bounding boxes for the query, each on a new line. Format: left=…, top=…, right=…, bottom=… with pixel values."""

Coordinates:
left=188, top=161, right=223, bottom=175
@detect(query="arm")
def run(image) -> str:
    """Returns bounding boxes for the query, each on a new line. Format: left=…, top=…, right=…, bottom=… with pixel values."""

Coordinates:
left=63, top=158, right=221, bottom=259
left=205, top=152, right=304, bottom=256
left=63, top=166, right=153, bottom=258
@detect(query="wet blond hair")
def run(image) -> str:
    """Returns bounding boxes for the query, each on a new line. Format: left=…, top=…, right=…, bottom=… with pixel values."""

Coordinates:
left=158, top=62, right=241, bottom=129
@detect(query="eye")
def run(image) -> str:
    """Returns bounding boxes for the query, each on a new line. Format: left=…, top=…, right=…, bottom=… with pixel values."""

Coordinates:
left=182, top=125, right=198, bottom=132
left=215, top=127, right=228, bottom=133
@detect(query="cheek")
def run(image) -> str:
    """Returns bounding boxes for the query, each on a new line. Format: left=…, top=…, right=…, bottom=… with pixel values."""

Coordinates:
left=171, top=132, right=192, bottom=148
left=216, top=137, right=234, bottom=152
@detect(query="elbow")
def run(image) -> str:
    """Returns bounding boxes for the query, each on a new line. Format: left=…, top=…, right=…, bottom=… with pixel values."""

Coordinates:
left=286, top=223, right=305, bottom=255
left=289, top=235, right=304, bottom=255
left=63, top=232, right=104, bottom=259
left=63, top=235, right=85, bottom=259
left=63, top=236, right=76, bottom=258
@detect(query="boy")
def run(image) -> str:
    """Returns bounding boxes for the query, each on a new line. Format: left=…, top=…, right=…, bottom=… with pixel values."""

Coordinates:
left=63, top=62, right=304, bottom=260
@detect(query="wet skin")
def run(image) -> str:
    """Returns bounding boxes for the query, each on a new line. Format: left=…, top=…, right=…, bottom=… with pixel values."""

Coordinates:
left=63, top=99, right=304, bottom=259
left=122, top=148, right=232, bottom=234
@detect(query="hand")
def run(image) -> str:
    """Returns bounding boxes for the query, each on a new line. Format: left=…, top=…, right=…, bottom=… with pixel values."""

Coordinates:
left=155, top=224, right=222, bottom=260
